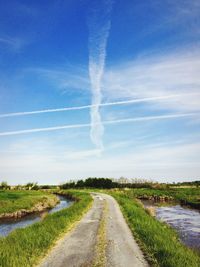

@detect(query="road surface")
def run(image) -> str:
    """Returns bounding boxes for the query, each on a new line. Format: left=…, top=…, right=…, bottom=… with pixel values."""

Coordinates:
left=39, top=193, right=148, bottom=267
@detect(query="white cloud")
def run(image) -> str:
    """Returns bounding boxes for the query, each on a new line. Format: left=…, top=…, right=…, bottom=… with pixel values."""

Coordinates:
left=0, top=140, right=199, bottom=184
left=103, top=49, right=200, bottom=112
left=64, top=149, right=102, bottom=160
left=24, top=47, right=200, bottom=116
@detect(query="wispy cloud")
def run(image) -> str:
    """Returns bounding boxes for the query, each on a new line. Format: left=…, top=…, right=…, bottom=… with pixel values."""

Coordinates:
left=88, top=0, right=113, bottom=150
left=22, top=44, right=200, bottom=121
left=27, top=66, right=89, bottom=93
left=64, top=149, right=102, bottom=160
left=0, top=36, right=23, bottom=50
left=0, top=112, right=198, bottom=137
left=135, top=0, right=200, bottom=42
left=103, top=49, right=200, bottom=112
left=1, top=140, right=199, bottom=184
left=26, top=48, right=200, bottom=115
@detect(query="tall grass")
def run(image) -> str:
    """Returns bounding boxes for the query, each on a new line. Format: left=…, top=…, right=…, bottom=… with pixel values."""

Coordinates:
left=0, top=190, right=92, bottom=267
left=112, top=192, right=200, bottom=267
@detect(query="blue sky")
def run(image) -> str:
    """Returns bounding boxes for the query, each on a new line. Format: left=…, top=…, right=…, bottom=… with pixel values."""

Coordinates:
left=0, top=0, right=200, bottom=184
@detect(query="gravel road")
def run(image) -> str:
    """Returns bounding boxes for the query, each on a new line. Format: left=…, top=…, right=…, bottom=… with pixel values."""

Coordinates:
left=39, top=193, right=148, bottom=267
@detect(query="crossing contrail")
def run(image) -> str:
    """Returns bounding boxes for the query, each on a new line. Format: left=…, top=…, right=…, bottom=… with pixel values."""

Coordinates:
left=88, top=0, right=113, bottom=150
left=0, top=93, right=199, bottom=118
left=0, top=112, right=198, bottom=137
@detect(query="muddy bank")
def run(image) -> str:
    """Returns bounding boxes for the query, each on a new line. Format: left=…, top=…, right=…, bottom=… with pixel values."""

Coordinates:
left=0, top=195, right=59, bottom=220
left=56, top=191, right=77, bottom=201
left=137, top=195, right=200, bottom=210
left=179, top=199, right=200, bottom=210
left=137, top=195, right=174, bottom=202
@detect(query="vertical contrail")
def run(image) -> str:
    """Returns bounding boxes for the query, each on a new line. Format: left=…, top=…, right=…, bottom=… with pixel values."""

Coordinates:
left=88, top=0, right=113, bottom=151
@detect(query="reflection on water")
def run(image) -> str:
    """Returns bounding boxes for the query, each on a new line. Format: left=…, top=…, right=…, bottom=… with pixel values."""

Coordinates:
left=0, top=195, right=73, bottom=237
left=141, top=200, right=200, bottom=250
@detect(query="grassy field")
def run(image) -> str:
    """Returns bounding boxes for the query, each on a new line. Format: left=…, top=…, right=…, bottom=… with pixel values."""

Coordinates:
left=0, top=190, right=58, bottom=215
left=0, top=190, right=92, bottom=267
left=111, top=191, right=200, bottom=267
left=125, top=187, right=200, bottom=209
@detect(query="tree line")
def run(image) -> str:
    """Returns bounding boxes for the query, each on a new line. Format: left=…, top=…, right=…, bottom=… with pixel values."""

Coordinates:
left=60, top=177, right=154, bottom=189
left=1, top=178, right=199, bottom=190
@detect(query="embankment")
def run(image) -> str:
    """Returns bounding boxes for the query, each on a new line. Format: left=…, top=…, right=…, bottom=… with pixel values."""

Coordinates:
left=0, top=194, right=59, bottom=219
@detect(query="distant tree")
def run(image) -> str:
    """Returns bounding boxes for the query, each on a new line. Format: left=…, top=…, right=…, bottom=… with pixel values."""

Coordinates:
left=14, top=184, right=23, bottom=190
left=60, top=182, right=75, bottom=189
left=32, top=183, right=39, bottom=190
left=84, top=177, right=113, bottom=189
left=194, top=180, right=200, bottom=187
left=76, top=180, right=85, bottom=188
left=0, top=181, right=10, bottom=190
left=24, top=182, right=39, bottom=190
left=25, top=182, right=34, bottom=190
left=40, top=185, right=51, bottom=189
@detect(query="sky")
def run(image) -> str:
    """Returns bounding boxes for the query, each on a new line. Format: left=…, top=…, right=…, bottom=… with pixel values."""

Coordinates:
left=0, top=0, right=200, bottom=184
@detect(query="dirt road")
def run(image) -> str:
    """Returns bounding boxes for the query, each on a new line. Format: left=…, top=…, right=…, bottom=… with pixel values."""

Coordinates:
left=39, top=193, right=148, bottom=267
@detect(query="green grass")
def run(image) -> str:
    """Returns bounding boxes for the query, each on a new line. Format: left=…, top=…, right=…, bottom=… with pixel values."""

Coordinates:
left=126, top=187, right=200, bottom=209
left=0, top=190, right=58, bottom=214
left=0, top=190, right=92, bottom=267
left=111, top=191, right=200, bottom=267
left=93, top=200, right=107, bottom=267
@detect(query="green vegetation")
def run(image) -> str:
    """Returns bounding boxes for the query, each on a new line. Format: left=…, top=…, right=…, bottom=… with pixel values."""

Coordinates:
left=0, top=190, right=57, bottom=215
left=0, top=180, right=199, bottom=266
left=111, top=191, right=200, bottom=267
left=60, top=178, right=199, bottom=209
left=0, top=181, right=10, bottom=190
left=0, top=190, right=92, bottom=267
left=126, top=187, right=200, bottom=209
left=171, top=180, right=200, bottom=187
left=61, top=177, right=116, bottom=189
left=93, top=200, right=107, bottom=267
left=60, top=177, right=199, bottom=191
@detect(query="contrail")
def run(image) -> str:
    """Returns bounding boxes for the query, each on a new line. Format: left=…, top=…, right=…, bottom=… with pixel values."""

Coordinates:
left=1, top=93, right=199, bottom=118
left=0, top=112, right=198, bottom=137
left=88, top=0, right=113, bottom=150
left=0, top=104, right=92, bottom=118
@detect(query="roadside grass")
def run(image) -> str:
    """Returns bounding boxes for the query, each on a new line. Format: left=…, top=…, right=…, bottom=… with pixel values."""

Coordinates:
left=0, top=190, right=58, bottom=214
left=93, top=200, right=107, bottom=267
left=0, top=190, right=92, bottom=267
left=126, top=187, right=200, bottom=209
left=111, top=192, right=200, bottom=267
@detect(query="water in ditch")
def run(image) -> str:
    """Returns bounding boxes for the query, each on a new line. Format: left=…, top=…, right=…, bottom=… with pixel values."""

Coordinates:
left=0, top=195, right=73, bottom=237
left=141, top=200, right=200, bottom=250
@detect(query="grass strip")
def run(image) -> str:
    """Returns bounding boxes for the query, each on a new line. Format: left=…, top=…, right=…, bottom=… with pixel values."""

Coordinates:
left=111, top=192, right=200, bottom=267
left=93, top=200, right=107, bottom=267
left=0, top=190, right=92, bottom=267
